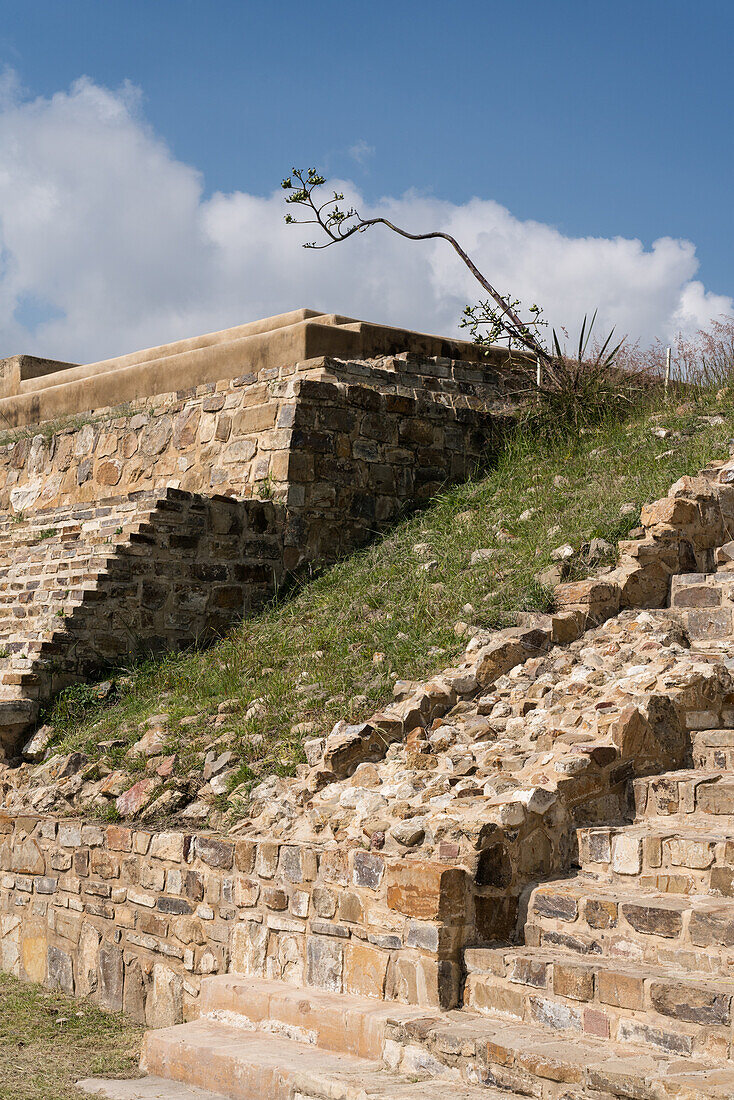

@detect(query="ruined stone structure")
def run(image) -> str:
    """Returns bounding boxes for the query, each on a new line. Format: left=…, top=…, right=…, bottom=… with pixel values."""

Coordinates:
left=0, top=311, right=518, bottom=756
left=2, top=313, right=734, bottom=1098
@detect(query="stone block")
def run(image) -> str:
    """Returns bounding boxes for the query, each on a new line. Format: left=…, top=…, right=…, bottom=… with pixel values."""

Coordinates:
left=597, top=969, right=643, bottom=1009
left=306, top=936, right=343, bottom=994
left=150, top=832, right=188, bottom=863
left=532, top=891, right=578, bottom=922
left=689, top=909, right=734, bottom=947
left=99, top=941, right=124, bottom=1012
left=507, top=956, right=547, bottom=988
left=611, top=835, right=642, bottom=875
left=344, top=941, right=388, bottom=998
left=649, top=980, right=730, bottom=1025
left=621, top=903, right=682, bottom=938
left=553, top=963, right=594, bottom=1001
left=385, top=861, right=467, bottom=922
left=46, top=944, right=73, bottom=995
left=147, top=963, right=183, bottom=1027
left=230, top=920, right=268, bottom=976
left=194, top=836, right=234, bottom=870
left=686, top=608, right=733, bottom=639
left=530, top=995, right=582, bottom=1032
left=21, top=929, right=47, bottom=984
left=352, top=851, right=384, bottom=890
left=255, top=842, right=279, bottom=879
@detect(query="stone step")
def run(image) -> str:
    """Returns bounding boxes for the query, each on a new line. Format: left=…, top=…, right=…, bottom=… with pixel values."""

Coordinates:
left=692, top=728, right=734, bottom=769
left=384, top=1010, right=734, bottom=1098
left=577, top=822, right=734, bottom=895
left=78, top=1076, right=230, bottom=1099
left=462, top=945, right=734, bottom=1061
left=525, top=876, right=734, bottom=972
left=634, top=769, right=734, bottom=823
left=141, top=1019, right=503, bottom=1100
left=198, top=975, right=426, bottom=1061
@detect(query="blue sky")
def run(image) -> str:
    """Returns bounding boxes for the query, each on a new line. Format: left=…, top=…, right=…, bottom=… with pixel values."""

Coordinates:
left=0, top=0, right=730, bottom=360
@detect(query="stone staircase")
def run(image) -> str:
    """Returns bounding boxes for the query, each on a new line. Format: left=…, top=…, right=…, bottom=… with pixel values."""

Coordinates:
left=80, top=656, right=734, bottom=1096
left=450, top=737, right=734, bottom=1095
left=80, top=963, right=734, bottom=1100
left=70, top=464, right=734, bottom=1099
left=80, top=977, right=512, bottom=1100
left=0, top=496, right=154, bottom=751
left=0, top=489, right=284, bottom=757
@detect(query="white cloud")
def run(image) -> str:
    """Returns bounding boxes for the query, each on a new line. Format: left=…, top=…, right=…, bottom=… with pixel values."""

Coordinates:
left=0, top=74, right=729, bottom=364
left=348, top=139, right=375, bottom=165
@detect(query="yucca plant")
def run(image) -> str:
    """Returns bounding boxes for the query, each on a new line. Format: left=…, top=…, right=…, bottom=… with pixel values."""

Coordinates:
left=528, top=311, right=636, bottom=433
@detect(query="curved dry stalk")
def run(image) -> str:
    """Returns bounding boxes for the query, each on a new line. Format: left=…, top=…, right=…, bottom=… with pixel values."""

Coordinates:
left=282, top=168, right=551, bottom=363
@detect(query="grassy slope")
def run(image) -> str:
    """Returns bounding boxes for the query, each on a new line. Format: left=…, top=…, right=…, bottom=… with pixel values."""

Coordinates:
left=0, top=973, right=142, bottom=1100
left=48, top=393, right=734, bottom=818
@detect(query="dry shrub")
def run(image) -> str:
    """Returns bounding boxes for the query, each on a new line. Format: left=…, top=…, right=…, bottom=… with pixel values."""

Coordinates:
left=617, top=316, right=734, bottom=391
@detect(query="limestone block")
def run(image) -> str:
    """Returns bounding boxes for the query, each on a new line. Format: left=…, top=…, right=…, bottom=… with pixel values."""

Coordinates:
left=122, top=955, right=148, bottom=1024
left=230, top=920, right=268, bottom=976
left=611, top=835, right=642, bottom=875
left=344, top=941, right=388, bottom=998
left=76, top=923, right=101, bottom=997
left=553, top=963, right=594, bottom=1002
left=99, top=940, right=124, bottom=1012
left=597, top=969, right=643, bottom=1009
left=147, top=963, right=183, bottom=1027
left=0, top=914, right=21, bottom=976
left=306, top=935, right=343, bottom=994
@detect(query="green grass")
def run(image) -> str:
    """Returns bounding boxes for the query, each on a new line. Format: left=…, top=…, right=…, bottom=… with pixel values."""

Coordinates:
left=0, top=402, right=140, bottom=447
left=45, top=391, right=734, bottom=818
left=0, top=972, right=142, bottom=1100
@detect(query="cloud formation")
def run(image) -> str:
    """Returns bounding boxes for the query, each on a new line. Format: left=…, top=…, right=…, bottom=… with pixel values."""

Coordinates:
left=0, top=75, right=729, bottom=364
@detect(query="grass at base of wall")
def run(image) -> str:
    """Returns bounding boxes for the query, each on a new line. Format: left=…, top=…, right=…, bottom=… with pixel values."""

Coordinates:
left=0, top=972, right=143, bottom=1100
left=46, top=389, right=734, bottom=823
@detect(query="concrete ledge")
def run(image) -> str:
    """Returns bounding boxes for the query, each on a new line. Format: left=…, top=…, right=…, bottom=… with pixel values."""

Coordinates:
left=0, top=354, right=78, bottom=400
left=0, top=309, right=518, bottom=428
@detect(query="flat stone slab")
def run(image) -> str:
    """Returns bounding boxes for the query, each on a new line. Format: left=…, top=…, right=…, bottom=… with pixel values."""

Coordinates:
left=77, top=1077, right=230, bottom=1100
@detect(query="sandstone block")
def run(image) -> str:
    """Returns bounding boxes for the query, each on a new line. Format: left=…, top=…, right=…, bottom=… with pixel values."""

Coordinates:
left=386, top=861, right=466, bottom=922
left=553, top=963, right=594, bottom=1001
left=597, top=968, right=643, bottom=1009
left=344, top=941, right=388, bottom=997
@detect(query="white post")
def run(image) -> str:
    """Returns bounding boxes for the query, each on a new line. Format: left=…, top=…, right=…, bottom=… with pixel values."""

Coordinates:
left=665, top=346, right=671, bottom=392
left=536, top=356, right=542, bottom=389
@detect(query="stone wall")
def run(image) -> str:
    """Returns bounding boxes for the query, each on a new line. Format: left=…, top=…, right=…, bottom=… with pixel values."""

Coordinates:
left=0, top=308, right=518, bottom=428
left=0, top=815, right=471, bottom=1023
left=0, top=489, right=284, bottom=755
left=0, top=354, right=510, bottom=571
left=3, top=460, right=734, bottom=1035
left=0, top=349, right=516, bottom=753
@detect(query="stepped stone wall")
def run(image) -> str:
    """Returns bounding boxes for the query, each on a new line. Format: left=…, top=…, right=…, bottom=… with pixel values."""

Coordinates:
left=0, top=815, right=471, bottom=1024
left=3, top=461, right=734, bottom=1044
left=0, top=352, right=511, bottom=568
left=0, top=307, right=509, bottom=429
left=0, top=312, right=527, bottom=755
left=13, top=312, right=734, bottom=1099
left=0, top=490, right=284, bottom=755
